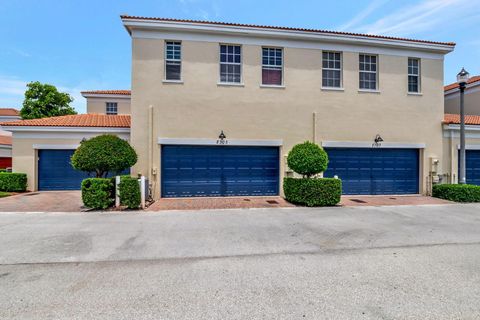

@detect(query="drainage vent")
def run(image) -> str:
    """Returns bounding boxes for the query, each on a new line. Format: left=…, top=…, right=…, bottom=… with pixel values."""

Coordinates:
left=349, top=199, right=367, bottom=203
left=266, top=200, right=279, bottom=204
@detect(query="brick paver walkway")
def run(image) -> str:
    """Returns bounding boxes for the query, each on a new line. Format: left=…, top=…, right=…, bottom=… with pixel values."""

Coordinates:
left=340, top=195, right=452, bottom=206
left=0, top=191, right=84, bottom=212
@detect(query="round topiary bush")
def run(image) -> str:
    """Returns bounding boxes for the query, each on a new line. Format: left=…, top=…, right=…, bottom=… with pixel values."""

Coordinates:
left=287, top=141, right=328, bottom=177
left=71, top=134, right=137, bottom=178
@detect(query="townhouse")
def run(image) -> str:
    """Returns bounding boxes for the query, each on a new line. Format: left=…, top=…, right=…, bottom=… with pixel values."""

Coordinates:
left=2, top=16, right=456, bottom=198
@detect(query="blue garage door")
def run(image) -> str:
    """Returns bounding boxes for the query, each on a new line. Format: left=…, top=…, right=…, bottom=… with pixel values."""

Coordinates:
left=161, top=145, right=280, bottom=197
left=38, top=150, right=90, bottom=190
left=464, top=150, right=480, bottom=185
left=324, top=148, right=419, bottom=195
left=38, top=150, right=130, bottom=191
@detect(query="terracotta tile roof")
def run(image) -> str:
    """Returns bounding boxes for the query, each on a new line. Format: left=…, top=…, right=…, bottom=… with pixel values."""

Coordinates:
left=0, top=108, right=20, bottom=116
left=444, top=76, right=480, bottom=91
left=0, top=114, right=130, bottom=128
left=121, top=15, right=456, bottom=47
left=444, top=113, right=480, bottom=125
left=0, top=135, right=12, bottom=146
left=81, top=90, right=131, bottom=95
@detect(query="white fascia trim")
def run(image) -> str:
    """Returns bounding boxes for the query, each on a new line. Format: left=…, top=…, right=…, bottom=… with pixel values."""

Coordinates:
left=443, top=124, right=480, bottom=132
left=0, top=144, right=12, bottom=150
left=2, top=126, right=130, bottom=133
left=444, top=84, right=480, bottom=100
left=0, top=116, right=21, bottom=121
left=456, top=144, right=480, bottom=150
left=123, top=19, right=454, bottom=54
left=81, top=93, right=131, bottom=99
left=33, top=144, right=79, bottom=150
left=131, top=29, right=446, bottom=60
left=321, top=141, right=426, bottom=149
left=158, top=138, right=283, bottom=146
left=444, top=81, right=480, bottom=96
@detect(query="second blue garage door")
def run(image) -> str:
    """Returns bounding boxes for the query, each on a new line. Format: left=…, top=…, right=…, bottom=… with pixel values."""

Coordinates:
left=323, top=148, right=419, bottom=195
left=464, top=150, right=480, bottom=185
left=161, top=145, right=280, bottom=197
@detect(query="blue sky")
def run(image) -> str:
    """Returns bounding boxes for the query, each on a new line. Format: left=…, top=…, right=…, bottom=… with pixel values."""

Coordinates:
left=1, top=0, right=479, bottom=113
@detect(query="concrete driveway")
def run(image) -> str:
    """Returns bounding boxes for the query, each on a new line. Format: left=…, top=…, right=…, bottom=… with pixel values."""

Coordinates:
left=0, top=191, right=84, bottom=212
left=1, top=204, right=480, bottom=319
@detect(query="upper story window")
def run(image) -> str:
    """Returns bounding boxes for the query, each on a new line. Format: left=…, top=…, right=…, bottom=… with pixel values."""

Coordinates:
left=322, top=51, right=342, bottom=88
left=359, top=54, right=378, bottom=90
left=106, top=102, right=118, bottom=115
left=262, top=47, right=283, bottom=86
left=165, top=41, right=182, bottom=81
left=408, top=58, right=421, bottom=93
left=220, top=44, right=241, bottom=83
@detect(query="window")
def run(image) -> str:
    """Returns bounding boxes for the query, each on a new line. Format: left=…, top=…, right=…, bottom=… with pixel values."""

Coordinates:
left=165, top=41, right=181, bottom=80
left=359, top=54, right=378, bottom=90
left=322, top=52, right=342, bottom=88
left=220, top=44, right=241, bottom=83
left=106, top=102, right=118, bottom=115
left=408, top=58, right=420, bottom=93
left=262, top=47, right=283, bottom=85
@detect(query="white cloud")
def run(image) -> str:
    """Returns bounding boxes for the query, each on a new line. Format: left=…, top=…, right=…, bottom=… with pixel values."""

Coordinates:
left=338, top=0, right=390, bottom=31
left=348, top=0, right=480, bottom=36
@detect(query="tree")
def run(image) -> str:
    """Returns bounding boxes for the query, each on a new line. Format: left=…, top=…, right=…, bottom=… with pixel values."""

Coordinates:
left=287, top=141, right=328, bottom=178
left=20, top=81, right=77, bottom=119
left=71, top=135, right=138, bottom=178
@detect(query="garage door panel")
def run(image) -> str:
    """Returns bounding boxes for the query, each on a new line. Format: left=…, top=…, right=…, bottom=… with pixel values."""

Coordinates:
left=324, top=148, right=419, bottom=195
left=464, top=150, right=480, bottom=186
left=161, top=145, right=279, bottom=197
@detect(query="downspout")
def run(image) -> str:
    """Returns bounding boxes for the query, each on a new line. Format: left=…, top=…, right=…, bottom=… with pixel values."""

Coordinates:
left=148, top=105, right=155, bottom=196
left=312, top=112, right=317, bottom=143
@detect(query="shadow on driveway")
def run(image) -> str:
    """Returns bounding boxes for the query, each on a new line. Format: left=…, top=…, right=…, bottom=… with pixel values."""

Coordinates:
left=0, top=191, right=84, bottom=212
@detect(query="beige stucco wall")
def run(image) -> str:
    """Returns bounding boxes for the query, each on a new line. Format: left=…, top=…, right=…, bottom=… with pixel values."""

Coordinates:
left=130, top=38, right=446, bottom=199
left=12, top=132, right=130, bottom=191
left=445, top=87, right=480, bottom=115
left=86, top=96, right=131, bottom=115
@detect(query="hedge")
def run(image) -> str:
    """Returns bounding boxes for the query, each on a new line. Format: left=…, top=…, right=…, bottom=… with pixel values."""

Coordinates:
left=432, top=184, right=480, bottom=202
left=81, top=178, right=114, bottom=209
left=119, top=176, right=141, bottom=209
left=284, top=177, right=341, bottom=207
left=0, top=173, right=27, bottom=192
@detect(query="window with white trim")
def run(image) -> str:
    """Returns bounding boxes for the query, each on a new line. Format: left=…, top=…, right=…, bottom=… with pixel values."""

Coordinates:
left=322, top=51, right=342, bottom=88
left=262, top=47, right=283, bottom=85
left=408, top=58, right=420, bottom=93
left=220, top=44, right=241, bottom=83
left=106, top=102, right=118, bottom=115
left=359, top=54, right=378, bottom=90
left=165, top=41, right=181, bottom=80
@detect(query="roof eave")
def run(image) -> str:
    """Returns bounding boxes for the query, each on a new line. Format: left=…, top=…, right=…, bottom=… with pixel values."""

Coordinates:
left=121, top=17, right=455, bottom=54
left=1, top=126, right=131, bottom=132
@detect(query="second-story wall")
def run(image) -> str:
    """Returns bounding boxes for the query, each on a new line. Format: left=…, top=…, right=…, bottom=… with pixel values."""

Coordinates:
left=81, top=93, right=131, bottom=115
left=130, top=33, right=447, bottom=197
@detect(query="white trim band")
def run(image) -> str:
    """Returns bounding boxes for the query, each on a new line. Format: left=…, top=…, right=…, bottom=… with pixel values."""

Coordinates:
left=456, top=144, right=480, bottom=150
left=321, top=141, right=426, bottom=149
left=33, top=144, right=80, bottom=150
left=158, top=138, right=283, bottom=146
left=2, top=126, right=130, bottom=133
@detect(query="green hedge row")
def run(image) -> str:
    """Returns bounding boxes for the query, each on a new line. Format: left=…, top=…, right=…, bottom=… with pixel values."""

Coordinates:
left=119, top=176, right=140, bottom=209
left=0, top=173, right=27, bottom=192
left=432, top=184, right=480, bottom=202
left=81, top=178, right=114, bottom=209
left=283, top=177, right=341, bottom=207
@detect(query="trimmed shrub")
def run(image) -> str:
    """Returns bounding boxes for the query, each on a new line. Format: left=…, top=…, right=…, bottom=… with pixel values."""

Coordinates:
left=0, top=173, right=27, bottom=192
left=432, top=184, right=480, bottom=202
left=119, top=176, right=141, bottom=209
left=284, top=177, right=341, bottom=207
left=287, top=141, right=328, bottom=177
left=71, top=134, right=137, bottom=178
left=81, top=178, right=114, bottom=209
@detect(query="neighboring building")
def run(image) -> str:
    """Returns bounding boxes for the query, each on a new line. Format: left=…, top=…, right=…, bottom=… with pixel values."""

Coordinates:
left=443, top=114, right=480, bottom=185
left=122, top=16, right=454, bottom=198
left=81, top=90, right=131, bottom=115
left=1, top=114, right=130, bottom=191
left=444, top=76, right=480, bottom=115
left=0, top=108, right=20, bottom=169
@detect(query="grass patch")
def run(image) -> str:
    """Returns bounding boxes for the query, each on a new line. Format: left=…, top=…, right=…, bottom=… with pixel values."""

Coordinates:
left=0, top=191, right=11, bottom=198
